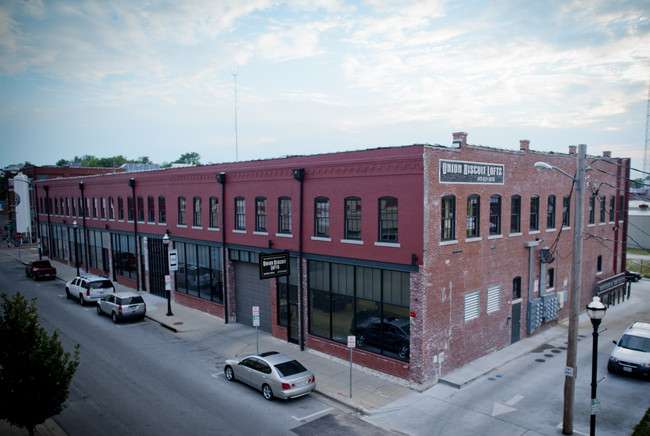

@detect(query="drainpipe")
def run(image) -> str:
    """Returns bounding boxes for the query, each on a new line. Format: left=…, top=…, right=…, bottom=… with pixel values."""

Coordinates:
left=43, top=185, right=52, bottom=259
left=293, top=168, right=305, bottom=351
left=34, top=185, right=42, bottom=259
left=128, top=178, right=139, bottom=291
left=79, top=182, right=89, bottom=273
left=217, top=172, right=228, bottom=323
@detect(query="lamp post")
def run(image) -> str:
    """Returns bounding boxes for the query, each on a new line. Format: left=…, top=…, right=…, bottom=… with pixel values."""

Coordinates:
left=535, top=143, right=586, bottom=435
left=586, top=296, right=606, bottom=436
left=162, top=230, right=173, bottom=317
left=73, top=221, right=80, bottom=276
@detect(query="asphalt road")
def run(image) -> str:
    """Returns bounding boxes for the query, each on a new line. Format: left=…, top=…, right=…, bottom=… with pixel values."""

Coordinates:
left=0, top=251, right=392, bottom=436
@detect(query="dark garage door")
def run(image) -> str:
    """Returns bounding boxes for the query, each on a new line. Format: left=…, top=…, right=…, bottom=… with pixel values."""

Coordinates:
left=235, top=262, right=272, bottom=333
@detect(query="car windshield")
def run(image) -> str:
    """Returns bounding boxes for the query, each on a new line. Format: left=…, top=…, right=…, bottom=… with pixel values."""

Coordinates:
left=274, top=360, right=308, bottom=377
left=89, top=280, right=113, bottom=289
left=619, top=334, right=650, bottom=353
left=120, top=296, right=144, bottom=305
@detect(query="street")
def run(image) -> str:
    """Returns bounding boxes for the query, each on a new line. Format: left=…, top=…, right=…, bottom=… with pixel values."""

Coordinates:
left=0, top=250, right=391, bottom=436
left=364, top=279, right=650, bottom=435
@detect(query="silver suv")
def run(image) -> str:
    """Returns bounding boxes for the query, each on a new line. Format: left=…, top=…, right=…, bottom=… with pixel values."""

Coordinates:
left=97, top=292, right=146, bottom=323
left=608, top=321, right=650, bottom=379
left=65, top=275, right=115, bottom=305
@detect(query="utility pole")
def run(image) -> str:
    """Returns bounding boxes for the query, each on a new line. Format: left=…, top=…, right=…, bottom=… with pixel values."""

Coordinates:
left=644, top=76, right=649, bottom=174
left=563, top=143, right=587, bottom=435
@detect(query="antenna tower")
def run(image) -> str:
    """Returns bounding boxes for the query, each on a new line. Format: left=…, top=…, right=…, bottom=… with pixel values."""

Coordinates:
left=233, top=68, right=239, bottom=162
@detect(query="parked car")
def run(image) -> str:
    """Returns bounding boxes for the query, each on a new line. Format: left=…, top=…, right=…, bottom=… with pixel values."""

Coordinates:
left=607, top=321, right=650, bottom=379
left=97, top=292, right=146, bottom=323
left=65, top=275, right=115, bottom=305
left=351, top=311, right=410, bottom=360
left=626, top=270, right=642, bottom=282
left=25, top=260, right=57, bottom=280
left=224, top=351, right=316, bottom=400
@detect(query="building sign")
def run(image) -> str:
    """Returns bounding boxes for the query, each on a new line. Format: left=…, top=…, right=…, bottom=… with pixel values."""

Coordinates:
left=595, top=272, right=625, bottom=295
left=439, top=160, right=504, bottom=184
left=259, top=252, right=290, bottom=279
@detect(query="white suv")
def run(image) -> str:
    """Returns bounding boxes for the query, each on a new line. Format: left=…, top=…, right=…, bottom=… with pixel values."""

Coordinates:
left=65, top=275, right=116, bottom=305
left=608, top=321, right=650, bottom=379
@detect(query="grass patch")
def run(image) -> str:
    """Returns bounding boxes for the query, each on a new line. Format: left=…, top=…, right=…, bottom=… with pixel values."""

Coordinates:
left=628, top=248, right=650, bottom=256
left=633, top=407, right=650, bottom=436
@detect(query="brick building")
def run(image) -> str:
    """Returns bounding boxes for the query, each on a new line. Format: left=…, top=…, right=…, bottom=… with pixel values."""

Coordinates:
left=33, top=134, right=630, bottom=387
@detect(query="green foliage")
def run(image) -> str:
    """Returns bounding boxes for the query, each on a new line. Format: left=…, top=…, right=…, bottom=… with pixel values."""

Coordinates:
left=633, top=407, right=650, bottom=436
left=0, top=293, right=80, bottom=436
left=175, top=152, right=201, bottom=165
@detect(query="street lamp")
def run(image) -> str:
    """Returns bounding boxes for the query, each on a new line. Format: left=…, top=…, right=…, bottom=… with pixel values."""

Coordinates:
left=72, top=221, right=80, bottom=276
left=162, top=230, right=173, bottom=317
left=535, top=143, right=587, bottom=435
left=586, top=296, right=606, bottom=436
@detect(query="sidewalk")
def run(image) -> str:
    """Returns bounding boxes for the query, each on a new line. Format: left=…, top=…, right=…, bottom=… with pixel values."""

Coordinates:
left=2, top=245, right=601, bottom=434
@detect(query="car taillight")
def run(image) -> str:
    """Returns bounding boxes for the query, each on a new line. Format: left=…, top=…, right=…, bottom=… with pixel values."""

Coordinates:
left=86, top=289, right=90, bottom=296
left=118, top=305, right=123, bottom=312
left=281, top=383, right=291, bottom=390
left=310, top=375, right=315, bottom=383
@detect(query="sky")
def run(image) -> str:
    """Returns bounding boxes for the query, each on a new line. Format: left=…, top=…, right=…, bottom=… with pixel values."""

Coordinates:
left=1, top=0, right=650, bottom=178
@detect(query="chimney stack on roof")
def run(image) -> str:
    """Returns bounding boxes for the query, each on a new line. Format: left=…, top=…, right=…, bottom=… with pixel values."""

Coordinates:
left=452, top=132, right=467, bottom=148
left=520, top=140, right=530, bottom=152
left=569, top=145, right=577, bottom=155
left=603, top=151, right=612, bottom=157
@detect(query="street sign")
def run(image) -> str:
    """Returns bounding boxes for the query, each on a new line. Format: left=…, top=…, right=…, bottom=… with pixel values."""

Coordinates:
left=252, top=306, right=259, bottom=316
left=165, top=274, right=171, bottom=291
left=15, top=233, right=22, bottom=240
left=348, top=335, right=356, bottom=348
left=564, top=366, right=574, bottom=377
left=253, top=316, right=260, bottom=327
left=591, top=398, right=600, bottom=415
left=168, top=249, right=178, bottom=272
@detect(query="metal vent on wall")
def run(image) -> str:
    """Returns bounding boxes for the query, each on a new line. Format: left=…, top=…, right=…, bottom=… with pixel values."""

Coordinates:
left=542, top=294, right=559, bottom=323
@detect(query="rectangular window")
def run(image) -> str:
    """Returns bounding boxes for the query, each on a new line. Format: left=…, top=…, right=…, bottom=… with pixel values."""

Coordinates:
left=345, top=197, right=361, bottom=240
left=66, top=198, right=70, bottom=216
left=209, top=197, right=219, bottom=228
left=92, top=198, right=97, bottom=219
left=148, top=196, right=155, bottom=223
left=441, top=195, right=456, bottom=241
left=562, top=195, right=570, bottom=227
left=137, top=196, right=144, bottom=222
left=85, top=198, right=90, bottom=218
left=100, top=197, right=106, bottom=219
left=467, top=195, right=480, bottom=237
left=588, top=195, right=595, bottom=224
left=379, top=197, right=398, bottom=242
left=235, top=197, right=246, bottom=230
left=464, top=290, right=480, bottom=322
left=54, top=198, right=59, bottom=215
left=127, top=196, right=135, bottom=221
left=71, top=198, right=76, bottom=217
left=255, top=197, right=267, bottom=232
left=530, top=196, right=539, bottom=231
left=618, top=195, right=624, bottom=220
left=117, top=197, right=124, bottom=221
left=108, top=197, right=114, bottom=220
left=159, top=196, right=166, bottom=224
left=609, top=196, right=615, bottom=221
left=487, top=285, right=501, bottom=313
left=513, top=277, right=521, bottom=300
left=597, top=255, right=602, bottom=273
left=193, top=196, right=202, bottom=227
left=489, top=195, right=501, bottom=236
left=510, top=195, right=521, bottom=233
left=278, top=197, right=291, bottom=234
left=314, top=197, right=330, bottom=237
left=178, top=196, right=186, bottom=226
left=546, top=195, right=555, bottom=229
left=599, top=196, right=606, bottom=223
left=546, top=267, right=555, bottom=290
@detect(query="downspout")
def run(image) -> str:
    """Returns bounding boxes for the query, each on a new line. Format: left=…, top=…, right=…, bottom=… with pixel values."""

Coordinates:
left=293, top=168, right=305, bottom=351
left=79, top=182, right=89, bottom=273
left=34, top=184, right=42, bottom=259
left=129, top=178, right=139, bottom=291
left=43, top=185, right=52, bottom=259
left=217, top=172, right=228, bottom=323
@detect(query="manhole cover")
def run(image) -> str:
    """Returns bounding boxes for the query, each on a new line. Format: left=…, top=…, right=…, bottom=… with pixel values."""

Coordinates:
left=535, top=359, right=546, bottom=363
left=173, top=322, right=184, bottom=325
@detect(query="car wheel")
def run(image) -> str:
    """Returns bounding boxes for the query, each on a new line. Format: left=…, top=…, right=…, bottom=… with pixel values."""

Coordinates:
left=224, top=366, right=235, bottom=381
left=96, top=305, right=102, bottom=316
left=398, top=345, right=409, bottom=359
left=112, top=312, right=119, bottom=324
left=66, top=288, right=71, bottom=299
left=262, top=384, right=274, bottom=401
left=79, top=294, right=85, bottom=306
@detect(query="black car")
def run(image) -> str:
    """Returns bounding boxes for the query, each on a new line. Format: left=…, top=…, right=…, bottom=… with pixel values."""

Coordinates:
left=626, top=270, right=642, bottom=282
left=352, top=312, right=410, bottom=360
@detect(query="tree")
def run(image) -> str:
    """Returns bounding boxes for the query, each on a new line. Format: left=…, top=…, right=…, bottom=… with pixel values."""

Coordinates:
left=0, top=293, right=80, bottom=436
left=175, top=152, right=201, bottom=166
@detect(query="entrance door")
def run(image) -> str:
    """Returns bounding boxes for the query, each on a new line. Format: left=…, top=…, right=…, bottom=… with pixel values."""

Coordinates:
left=147, top=237, right=167, bottom=297
left=511, top=302, right=521, bottom=344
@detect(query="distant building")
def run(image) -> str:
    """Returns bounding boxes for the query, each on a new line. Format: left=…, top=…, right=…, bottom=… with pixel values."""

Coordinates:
left=33, top=134, right=630, bottom=387
left=628, top=200, right=650, bottom=250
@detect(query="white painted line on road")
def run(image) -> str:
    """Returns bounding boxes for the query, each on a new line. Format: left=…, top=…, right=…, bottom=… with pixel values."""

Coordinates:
left=292, top=407, right=334, bottom=422
left=211, top=373, right=221, bottom=379
left=491, top=402, right=516, bottom=417
left=506, top=394, right=524, bottom=406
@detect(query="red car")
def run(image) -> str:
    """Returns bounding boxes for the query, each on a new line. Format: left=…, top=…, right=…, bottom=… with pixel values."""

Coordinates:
left=25, top=260, right=57, bottom=281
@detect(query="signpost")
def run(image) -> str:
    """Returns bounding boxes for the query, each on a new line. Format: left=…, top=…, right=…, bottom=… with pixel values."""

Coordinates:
left=347, top=335, right=356, bottom=398
left=168, top=248, right=178, bottom=272
left=253, top=306, right=260, bottom=353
